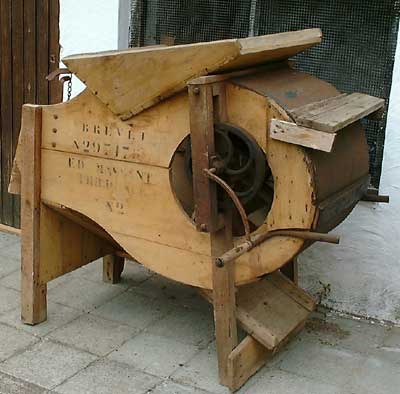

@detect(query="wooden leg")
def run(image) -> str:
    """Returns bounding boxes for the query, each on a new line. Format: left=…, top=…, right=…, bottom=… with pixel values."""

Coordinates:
left=212, top=212, right=237, bottom=387
left=20, top=105, right=47, bottom=325
left=281, top=257, right=298, bottom=285
left=103, top=254, right=125, bottom=284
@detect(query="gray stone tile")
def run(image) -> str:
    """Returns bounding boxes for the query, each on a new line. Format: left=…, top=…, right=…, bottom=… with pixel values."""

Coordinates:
left=151, top=380, right=213, bottom=394
left=0, top=269, right=20, bottom=291
left=0, top=323, right=37, bottom=362
left=0, top=256, right=19, bottom=280
left=0, top=242, right=21, bottom=261
left=108, top=333, right=199, bottom=378
left=80, top=258, right=153, bottom=288
left=92, top=290, right=173, bottom=330
left=0, top=302, right=83, bottom=337
left=238, top=368, right=345, bottom=394
left=277, top=336, right=366, bottom=386
left=0, top=371, right=48, bottom=394
left=0, top=233, right=19, bottom=249
left=303, top=313, right=387, bottom=355
left=347, top=353, right=400, bottom=394
left=171, top=341, right=226, bottom=394
left=146, top=305, right=214, bottom=347
left=49, top=276, right=126, bottom=312
left=0, top=286, right=19, bottom=314
left=54, top=359, right=160, bottom=394
left=0, top=340, right=97, bottom=389
left=49, top=314, right=136, bottom=356
left=133, top=274, right=210, bottom=312
left=382, top=326, right=400, bottom=349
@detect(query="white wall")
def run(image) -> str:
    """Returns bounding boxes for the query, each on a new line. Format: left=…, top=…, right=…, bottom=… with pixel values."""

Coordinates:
left=60, top=2, right=400, bottom=324
left=59, top=0, right=120, bottom=99
left=300, top=36, right=400, bottom=325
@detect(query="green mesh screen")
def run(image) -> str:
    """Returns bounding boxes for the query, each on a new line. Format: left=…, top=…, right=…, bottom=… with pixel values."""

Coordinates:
left=130, top=0, right=400, bottom=187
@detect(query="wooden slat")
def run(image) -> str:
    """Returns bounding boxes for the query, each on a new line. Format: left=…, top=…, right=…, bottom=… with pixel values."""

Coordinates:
left=290, top=93, right=385, bottom=133
left=37, top=0, right=50, bottom=104
left=228, top=336, right=270, bottom=391
left=270, top=119, right=336, bottom=152
left=11, top=0, right=24, bottom=227
left=48, top=0, right=62, bottom=104
left=236, top=272, right=312, bottom=350
left=1, top=0, right=13, bottom=225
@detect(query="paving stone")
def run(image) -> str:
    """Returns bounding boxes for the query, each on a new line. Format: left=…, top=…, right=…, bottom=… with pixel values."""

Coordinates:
left=133, top=274, right=211, bottom=312
left=108, top=333, right=199, bottom=378
left=0, top=340, right=97, bottom=389
left=0, top=302, right=83, bottom=337
left=238, top=368, right=346, bottom=394
left=151, top=380, right=214, bottom=394
left=347, top=352, right=400, bottom=394
left=49, top=314, right=136, bottom=356
left=0, top=286, right=19, bottom=314
left=92, top=290, right=173, bottom=330
left=80, top=258, right=153, bottom=288
left=0, top=371, right=48, bottom=394
left=382, top=326, right=400, bottom=349
left=0, top=256, right=19, bottom=280
left=171, top=341, right=226, bottom=394
left=0, top=323, right=37, bottom=362
left=0, top=242, right=21, bottom=261
left=54, top=359, right=160, bottom=394
left=146, top=305, right=214, bottom=347
left=0, top=269, right=20, bottom=291
left=0, top=233, right=19, bottom=249
left=303, top=313, right=387, bottom=355
left=49, top=276, right=126, bottom=312
left=277, top=336, right=366, bottom=386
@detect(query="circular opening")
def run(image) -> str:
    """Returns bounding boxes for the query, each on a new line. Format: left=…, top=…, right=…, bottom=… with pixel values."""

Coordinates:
left=170, top=123, right=274, bottom=236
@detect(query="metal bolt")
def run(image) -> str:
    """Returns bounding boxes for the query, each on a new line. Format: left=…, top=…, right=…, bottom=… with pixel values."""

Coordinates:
left=52, top=128, right=57, bottom=133
left=199, top=223, right=208, bottom=232
left=215, top=258, right=224, bottom=268
left=193, top=87, right=200, bottom=95
left=51, top=142, right=56, bottom=148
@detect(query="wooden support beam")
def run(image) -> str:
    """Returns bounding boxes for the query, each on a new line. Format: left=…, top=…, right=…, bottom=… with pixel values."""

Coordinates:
left=103, top=254, right=125, bottom=284
left=20, top=105, right=47, bottom=325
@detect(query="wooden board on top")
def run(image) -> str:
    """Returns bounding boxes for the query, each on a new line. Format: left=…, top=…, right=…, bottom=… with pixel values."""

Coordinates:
left=63, top=29, right=322, bottom=120
left=289, top=93, right=385, bottom=133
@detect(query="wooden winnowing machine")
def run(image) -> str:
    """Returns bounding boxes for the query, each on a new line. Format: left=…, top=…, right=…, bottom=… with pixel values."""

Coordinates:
left=9, top=29, right=387, bottom=391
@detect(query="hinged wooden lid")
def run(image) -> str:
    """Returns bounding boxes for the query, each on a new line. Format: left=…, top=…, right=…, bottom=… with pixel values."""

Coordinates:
left=63, top=29, right=322, bottom=120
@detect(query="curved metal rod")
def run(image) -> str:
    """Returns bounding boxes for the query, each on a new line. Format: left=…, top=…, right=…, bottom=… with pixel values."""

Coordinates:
left=203, top=168, right=251, bottom=241
left=215, top=228, right=340, bottom=267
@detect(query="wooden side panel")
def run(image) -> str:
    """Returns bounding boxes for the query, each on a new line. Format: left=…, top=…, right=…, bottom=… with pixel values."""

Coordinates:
left=0, top=0, right=61, bottom=228
left=39, top=204, right=114, bottom=284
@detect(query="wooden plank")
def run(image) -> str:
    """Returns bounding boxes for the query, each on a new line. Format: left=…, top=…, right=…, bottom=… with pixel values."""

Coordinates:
left=270, top=119, right=336, bottom=152
left=63, top=29, right=321, bottom=119
left=1, top=0, right=14, bottom=225
left=103, top=254, right=125, bottom=284
left=37, top=0, right=50, bottom=104
left=228, top=336, right=270, bottom=391
left=269, top=271, right=316, bottom=312
left=212, top=216, right=237, bottom=386
left=188, top=84, right=218, bottom=232
left=291, top=93, right=385, bottom=133
left=48, top=0, right=62, bottom=104
left=0, top=223, right=21, bottom=236
left=11, top=0, right=24, bottom=227
left=20, top=105, right=47, bottom=325
left=235, top=273, right=310, bottom=350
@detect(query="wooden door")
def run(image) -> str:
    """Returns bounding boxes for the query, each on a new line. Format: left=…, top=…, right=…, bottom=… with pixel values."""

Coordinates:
left=0, top=0, right=62, bottom=228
